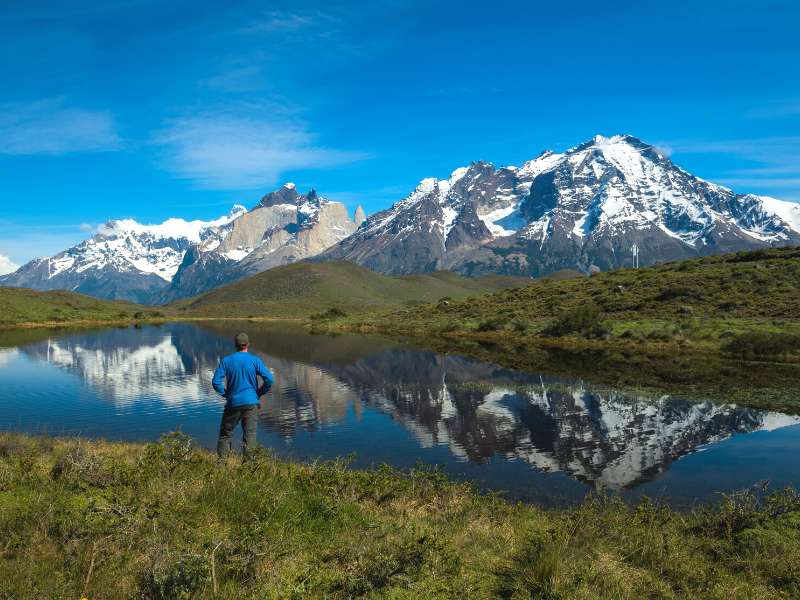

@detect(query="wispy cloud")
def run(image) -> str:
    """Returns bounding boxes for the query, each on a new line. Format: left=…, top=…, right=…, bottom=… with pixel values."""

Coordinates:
left=241, top=10, right=338, bottom=34
left=0, top=226, right=88, bottom=266
left=0, top=253, right=19, bottom=276
left=154, top=103, right=370, bottom=190
left=661, top=136, right=800, bottom=199
left=746, top=100, right=800, bottom=119
left=662, top=136, right=800, bottom=160
left=0, top=98, right=121, bottom=155
left=199, top=64, right=266, bottom=93
left=714, top=177, right=800, bottom=189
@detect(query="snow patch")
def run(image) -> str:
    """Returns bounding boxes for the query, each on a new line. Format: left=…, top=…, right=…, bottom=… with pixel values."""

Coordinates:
left=99, top=207, right=242, bottom=243
left=440, top=205, right=458, bottom=241
left=759, top=196, right=800, bottom=233
left=221, top=247, right=252, bottom=262
left=479, top=204, right=525, bottom=237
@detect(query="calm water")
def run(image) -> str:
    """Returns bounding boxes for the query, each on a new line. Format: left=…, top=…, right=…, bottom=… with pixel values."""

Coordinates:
left=1, top=321, right=798, bottom=507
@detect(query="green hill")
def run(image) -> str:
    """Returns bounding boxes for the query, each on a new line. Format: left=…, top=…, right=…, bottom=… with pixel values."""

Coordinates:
left=318, top=247, right=800, bottom=410
left=0, top=287, right=159, bottom=328
left=350, top=246, right=800, bottom=332
left=174, top=260, right=529, bottom=318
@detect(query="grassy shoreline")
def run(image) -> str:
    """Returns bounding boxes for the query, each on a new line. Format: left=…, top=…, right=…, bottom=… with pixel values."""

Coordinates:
left=0, top=315, right=306, bottom=331
left=308, top=323, right=800, bottom=413
left=2, top=432, right=799, bottom=599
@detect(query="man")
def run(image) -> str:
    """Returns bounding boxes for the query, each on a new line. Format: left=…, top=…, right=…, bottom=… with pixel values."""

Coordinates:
left=212, top=332, right=273, bottom=458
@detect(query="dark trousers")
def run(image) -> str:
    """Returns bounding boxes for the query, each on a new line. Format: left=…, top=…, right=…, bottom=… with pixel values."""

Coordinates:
left=217, top=404, right=260, bottom=458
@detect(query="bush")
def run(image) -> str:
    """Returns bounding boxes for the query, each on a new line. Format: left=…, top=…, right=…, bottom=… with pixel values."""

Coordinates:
left=542, top=304, right=608, bottom=338
left=510, top=318, right=528, bottom=333
left=656, top=285, right=700, bottom=301
left=722, top=332, right=800, bottom=359
left=139, top=552, right=210, bottom=599
left=476, top=318, right=505, bottom=332
left=310, top=307, right=348, bottom=321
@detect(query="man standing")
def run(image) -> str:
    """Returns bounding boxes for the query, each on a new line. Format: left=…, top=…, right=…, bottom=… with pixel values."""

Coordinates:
left=212, top=332, right=273, bottom=458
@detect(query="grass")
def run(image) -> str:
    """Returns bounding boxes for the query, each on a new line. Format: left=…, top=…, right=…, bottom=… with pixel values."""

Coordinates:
left=323, top=246, right=800, bottom=340
left=171, top=260, right=529, bottom=319
left=1, top=432, right=799, bottom=599
left=0, top=287, right=166, bottom=329
left=309, top=247, right=800, bottom=411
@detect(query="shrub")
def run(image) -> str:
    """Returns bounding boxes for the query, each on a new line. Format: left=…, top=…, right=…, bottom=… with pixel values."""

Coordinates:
left=542, top=304, right=608, bottom=338
left=139, top=552, right=210, bottom=599
left=310, top=307, right=348, bottom=321
left=656, top=285, right=700, bottom=301
left=510, top=318, right=528, bottom=333
left=476, top=318, right=505, bottom=332
left=722, top=332, right=800, bottom=359
left=50, top=445, right=117, bottom=488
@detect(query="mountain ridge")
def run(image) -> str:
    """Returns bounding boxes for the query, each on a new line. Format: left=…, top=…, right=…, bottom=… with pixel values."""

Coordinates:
left=321, top=134, right=800, bottom=276
left=3, top=133, right=799, bottom=301
left=1, top=187, right=365, bottom=304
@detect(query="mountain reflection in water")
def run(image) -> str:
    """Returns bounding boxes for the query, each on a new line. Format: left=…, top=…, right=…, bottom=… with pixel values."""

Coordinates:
left=3, top=322, right=799, bottom=504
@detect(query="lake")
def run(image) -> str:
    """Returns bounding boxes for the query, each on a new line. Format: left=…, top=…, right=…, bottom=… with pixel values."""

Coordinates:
left=1, top=321, right=798, bottom=507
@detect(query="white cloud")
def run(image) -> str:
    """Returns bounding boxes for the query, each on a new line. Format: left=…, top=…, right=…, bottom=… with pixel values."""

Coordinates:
left=247, top=12, right=315, bottom=32
left=241, top=10, right=338, bottom=34
left=662, top=136, right=800, bottom=159
left=155, top=104, right=369, bottom=190
left=199, top=64, right=265, bottom=93
left=654, top=145, right=673, bottom=157
left=747, top=101, right=800, bottom=119
left=660, top=136, right=800, bottom=199
left=718, top=177, right=800, bottom=189
left=0, top=226, right=89, bottom=266
left=0, top=98, right=121, bottom=155
left=0, top=254, right=19, bottom=276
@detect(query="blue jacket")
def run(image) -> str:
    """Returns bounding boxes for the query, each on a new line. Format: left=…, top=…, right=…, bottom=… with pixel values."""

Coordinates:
left=212, top=351, right=273, bottom=408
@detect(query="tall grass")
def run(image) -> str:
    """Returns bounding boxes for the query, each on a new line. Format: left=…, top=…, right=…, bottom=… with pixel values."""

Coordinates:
left=1, top=432, right=799, bottom=599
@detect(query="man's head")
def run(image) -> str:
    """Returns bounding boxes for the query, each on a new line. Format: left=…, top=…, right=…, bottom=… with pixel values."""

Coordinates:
left=234, top=332, right=249, bottom=351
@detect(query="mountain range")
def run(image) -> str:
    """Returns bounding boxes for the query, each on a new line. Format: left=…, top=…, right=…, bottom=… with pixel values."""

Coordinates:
left=322, top=134, right=800, bottom=275
left=1, top=185, right=363, bottom=303
left=3, top=134, right=799, bottom=303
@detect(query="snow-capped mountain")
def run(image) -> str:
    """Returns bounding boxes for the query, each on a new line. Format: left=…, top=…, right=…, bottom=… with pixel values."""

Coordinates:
left=322, top=134, right=800, bottom=276
left=2, top=184, right=365, bottom=303
left=0, top=206, right=246, bottom=303
left=160, top=184, right=363, bottom=301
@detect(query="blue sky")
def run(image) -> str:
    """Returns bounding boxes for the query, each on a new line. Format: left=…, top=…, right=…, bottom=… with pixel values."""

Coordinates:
left=1, top=0, right=799, bottom=267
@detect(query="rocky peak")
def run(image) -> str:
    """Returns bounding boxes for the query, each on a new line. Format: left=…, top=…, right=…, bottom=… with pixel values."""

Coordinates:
left=354, top=205, right=366, bottom=227
left=258, top=182, right=302, bottom=208
left=322, top=133, right=800, bottom=277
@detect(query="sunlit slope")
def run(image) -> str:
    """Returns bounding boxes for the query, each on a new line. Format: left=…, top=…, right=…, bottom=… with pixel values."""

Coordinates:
left=173, top=260, right=529, bottom=317
left=362, top=246, right=800, bottom=330
left=0, top=287, right=149, bottom=326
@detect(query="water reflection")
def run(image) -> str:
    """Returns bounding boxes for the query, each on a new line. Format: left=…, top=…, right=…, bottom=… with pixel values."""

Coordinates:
left=4, top=323, right=799, bottom=499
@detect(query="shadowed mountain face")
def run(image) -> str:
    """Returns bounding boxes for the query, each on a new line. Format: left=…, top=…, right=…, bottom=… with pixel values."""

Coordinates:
left=322, top=135, right=800, bottom=276
left=12, top=323, right=798, bottom=493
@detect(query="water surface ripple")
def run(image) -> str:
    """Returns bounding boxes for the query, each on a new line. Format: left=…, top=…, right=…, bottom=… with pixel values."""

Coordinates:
left=1, top=322, right=798, bottom=507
